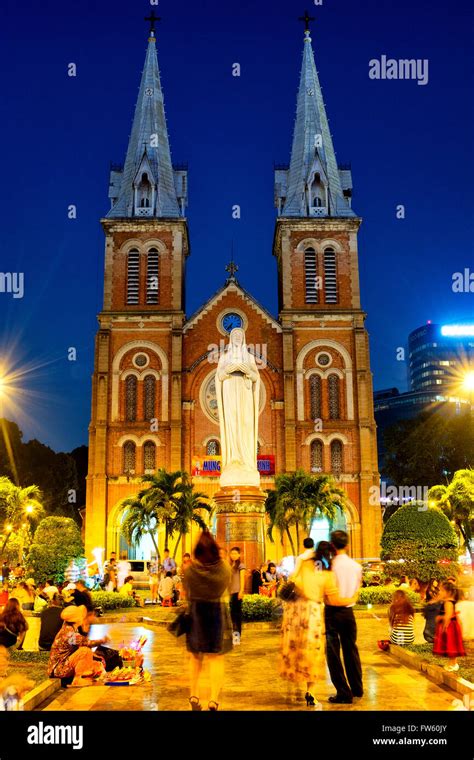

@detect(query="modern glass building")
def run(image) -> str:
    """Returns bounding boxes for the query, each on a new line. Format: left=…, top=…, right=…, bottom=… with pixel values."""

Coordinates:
left=408, top=322, right=474, bottom=392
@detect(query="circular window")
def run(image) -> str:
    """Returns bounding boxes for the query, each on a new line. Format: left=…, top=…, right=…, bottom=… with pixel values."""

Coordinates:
left=316, top=352, right=332, bottom=367
left=133, top=353, right=149, bottom=368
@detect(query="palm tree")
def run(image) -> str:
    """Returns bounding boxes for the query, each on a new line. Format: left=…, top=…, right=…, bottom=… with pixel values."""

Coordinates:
left=0, top=477, right=44, bottom=560
left=140, top=469, right=186, bottom=550
left=265, top=470, right=346, bottom=555
left=428, top=468, right=474, bottom=559
left=170, top=485, right=213, bottom=558
left=119, top=495, right=163, bottom=562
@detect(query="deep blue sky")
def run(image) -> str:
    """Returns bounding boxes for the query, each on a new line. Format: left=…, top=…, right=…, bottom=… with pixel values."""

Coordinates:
left=1, top=0, right=473, bottom=452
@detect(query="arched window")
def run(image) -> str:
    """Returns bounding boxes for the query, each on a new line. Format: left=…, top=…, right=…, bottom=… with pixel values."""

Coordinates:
left=143, top=441, right=156, bottom=472
left=330, top=440, right=343, bottom=477
left=125, top=376, right=137, bottom=421
left=144, top=375, right=156, bottom=419
left=310, top=374, right=322, bottom=420
left=126, top=249, right=140, bottom=305
left=123, top=441, right=136, bottom=474
left=328, top=374, right=341, bottom=419
left=310, top=439, right=323, bottom=473
left=313, top=196, right=323, bottom=208
left=146, top=248, right=159, bottom=304
left=304, top=248, right=319, bottom=304
left=324, top=247, right=338, bottom=304
left=206, top=439, right=220, bottom=456
left=137, top=172, right=152, bottom=209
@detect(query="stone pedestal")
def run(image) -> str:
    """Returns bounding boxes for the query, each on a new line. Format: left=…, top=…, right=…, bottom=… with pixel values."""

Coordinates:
left=215, top=486, right=266, bottom=589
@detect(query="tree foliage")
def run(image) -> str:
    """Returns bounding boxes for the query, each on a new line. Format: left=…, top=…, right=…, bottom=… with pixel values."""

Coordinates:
left=27, top=516, right=84, bottom=583
left=428, top=468, right=474, bottom=557
left=383, top=411, right=474, bottom=488
left=265, top=470, right=347, bottom=555
left=380, top=503, right=459, bottom=583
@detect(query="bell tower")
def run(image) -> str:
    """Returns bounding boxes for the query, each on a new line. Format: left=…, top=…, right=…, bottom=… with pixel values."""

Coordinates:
left=85, top=19, right=189, bottom=557
left=273, top=18, right=381, bottom=558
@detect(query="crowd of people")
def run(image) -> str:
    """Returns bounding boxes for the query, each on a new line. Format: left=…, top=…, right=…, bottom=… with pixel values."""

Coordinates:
left=1, top=533, right=473, bottom=710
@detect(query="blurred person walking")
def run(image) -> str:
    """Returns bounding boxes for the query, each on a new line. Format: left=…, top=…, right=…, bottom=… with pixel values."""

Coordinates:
left=324, top=530, right=363, bottom=704
left=183, top=532, right=232, bottom=711
left=280, top=537, right=357, bottom=709
left=433, top=581, right=465, bottom=671
left=229, top=546, right=246, bottom=645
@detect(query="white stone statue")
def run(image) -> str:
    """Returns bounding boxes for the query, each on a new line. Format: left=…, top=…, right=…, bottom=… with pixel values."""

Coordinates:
left=215, top=327, right=260, bottom=488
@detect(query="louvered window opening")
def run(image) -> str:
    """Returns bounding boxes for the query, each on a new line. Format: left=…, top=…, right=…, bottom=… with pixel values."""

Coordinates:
left=331, top=440, right=343, bottom=476
left=125, top=376, right=137, bottom=422
left=310, top=440, right=323, bottom=473
left=127, top=250, right=140, bottom=304
left=143, top=441, right=156, bottom=471
left=324, top=248, right=338, bottom=303
left=144, top=375, right=156, bottom=420
left=123, top=442, right=136, bottom=473
left=146, top=249, right=159, bottom=304
left=305, top=248, right=319, bottom=304
left=328, top=374, right=341, bottom=419
left=310, top=374, right=322, bottom=419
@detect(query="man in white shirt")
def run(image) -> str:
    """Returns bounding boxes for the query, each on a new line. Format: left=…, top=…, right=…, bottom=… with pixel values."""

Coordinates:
left=43, top=579, right=59, bottom=600
left=325, top=530, right=363, bottom=704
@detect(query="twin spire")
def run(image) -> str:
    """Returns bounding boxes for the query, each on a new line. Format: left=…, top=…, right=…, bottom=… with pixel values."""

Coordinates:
left=108, top=16, right=354, bottom=220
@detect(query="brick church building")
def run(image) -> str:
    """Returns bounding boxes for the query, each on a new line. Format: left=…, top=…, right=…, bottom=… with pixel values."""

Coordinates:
left=85, top=23, right=381, bottom=563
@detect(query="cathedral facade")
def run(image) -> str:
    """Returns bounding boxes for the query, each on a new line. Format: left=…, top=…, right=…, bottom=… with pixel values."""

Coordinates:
left=85, top=25, right=381, bottom=563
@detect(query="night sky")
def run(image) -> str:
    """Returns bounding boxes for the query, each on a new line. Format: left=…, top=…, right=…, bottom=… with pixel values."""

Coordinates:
left=1, top=0, right=473, bottom=452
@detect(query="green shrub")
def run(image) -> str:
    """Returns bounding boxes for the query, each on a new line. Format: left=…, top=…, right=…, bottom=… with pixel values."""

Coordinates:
left=8, top=650, right=49, bottom=663
left=242, top=594, right=282, bottom=621
left=381, top=503, right=459, bottom=583
left=27, top=517, right=84, bottom=584
left=357, top=586, right=421, bottom=606
left=90, top=591, right=136, bottom=610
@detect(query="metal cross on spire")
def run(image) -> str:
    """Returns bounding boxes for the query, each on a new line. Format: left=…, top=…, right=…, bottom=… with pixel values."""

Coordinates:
left=225, top=258, right=239, bottom=282
left=298, top=9, right=315, bottom=32
left=144, top=10, right=161, bottom=35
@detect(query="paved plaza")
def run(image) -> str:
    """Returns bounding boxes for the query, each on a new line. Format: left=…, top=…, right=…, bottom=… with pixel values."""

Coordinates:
left=31, top=614, right=457, bottom=712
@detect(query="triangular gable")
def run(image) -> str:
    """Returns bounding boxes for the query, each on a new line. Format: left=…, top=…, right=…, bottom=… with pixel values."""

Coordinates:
left=184, top=281, right=282, bottom=334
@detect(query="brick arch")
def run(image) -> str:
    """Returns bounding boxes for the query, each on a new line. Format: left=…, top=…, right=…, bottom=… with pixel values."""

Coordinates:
left=296, top=339, right=354, bottom=422
left=111, top=341, right=169, bottom=422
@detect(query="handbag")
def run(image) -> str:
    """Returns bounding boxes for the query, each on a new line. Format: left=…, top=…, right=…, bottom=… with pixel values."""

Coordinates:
left=278, top=581, right=300, bottom=602
left=94, top=645, right=123, bottom=671
left=167, top=607, right=192, bottom=638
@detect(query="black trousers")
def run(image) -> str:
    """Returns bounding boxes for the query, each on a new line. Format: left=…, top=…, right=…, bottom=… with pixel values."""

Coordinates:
left=325, top=606, right=363, bottom=699
left=230, top=593, right=242, bottom=635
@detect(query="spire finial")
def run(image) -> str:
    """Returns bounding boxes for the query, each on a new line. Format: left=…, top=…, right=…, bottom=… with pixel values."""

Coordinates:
left=225, top=248, right=239, bottom=283
left=298, top=9, right=315, bottom=36
left=145, top=10, right=161, bottom=39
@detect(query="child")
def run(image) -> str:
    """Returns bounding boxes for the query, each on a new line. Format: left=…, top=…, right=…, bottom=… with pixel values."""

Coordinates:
left=433, top=581, right=465, bottom=671
left=388, top=590, right=415, bottom=646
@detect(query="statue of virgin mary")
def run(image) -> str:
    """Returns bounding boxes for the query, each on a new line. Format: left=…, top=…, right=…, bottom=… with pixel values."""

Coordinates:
left=215, top=327, right=260, bottom=488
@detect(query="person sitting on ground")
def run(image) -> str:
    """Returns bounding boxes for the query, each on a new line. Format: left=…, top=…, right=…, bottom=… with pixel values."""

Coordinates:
left=33, top=583, right=49, bottom=613
left=38, top=594, right=64, bottom=651
left=47, top=605, right=110, bottom=686
left=0, top=599, right=29, bottom=650
left=71, top=580, right=94, bottom=612
left=423, top=583, right=442, bottom=643
left=388, top=590, right=415, bottom=647
left=11, top=581, right=35, bottom=612
left=119, top=575, right=144, bottom=607
left=43, top=579, right=59, bottom=600
left=397, top=575, right=410, bottom=589
left=158, top=571, right=175, bottom=605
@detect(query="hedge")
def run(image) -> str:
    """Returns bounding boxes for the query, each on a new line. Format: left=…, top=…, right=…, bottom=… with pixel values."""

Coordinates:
left=357, top=586, right=421, bottom=606
left=242, top=595, right=282, bottom=621
left=90, top=592, right=136, bottom=610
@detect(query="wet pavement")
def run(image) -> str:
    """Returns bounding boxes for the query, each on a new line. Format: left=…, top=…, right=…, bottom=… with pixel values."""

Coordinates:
left=36, top=613, right=457, bottom=712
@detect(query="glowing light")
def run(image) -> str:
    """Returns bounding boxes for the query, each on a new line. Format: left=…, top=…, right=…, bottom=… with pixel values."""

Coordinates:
left=463, top=372, right=474, bottom=392
left=441, top=324, right=474, bottom=337
left=25, top=504, right=34, bottom=514
left=367, top=603, right=373, bottom=609
left=5, top=524, right=12, bottom=532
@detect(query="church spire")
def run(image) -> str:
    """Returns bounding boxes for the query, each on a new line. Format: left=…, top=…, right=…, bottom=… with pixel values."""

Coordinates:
left=275, top=21, right=354, bottom=218
left=107, top=22, right=186, bottom=219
